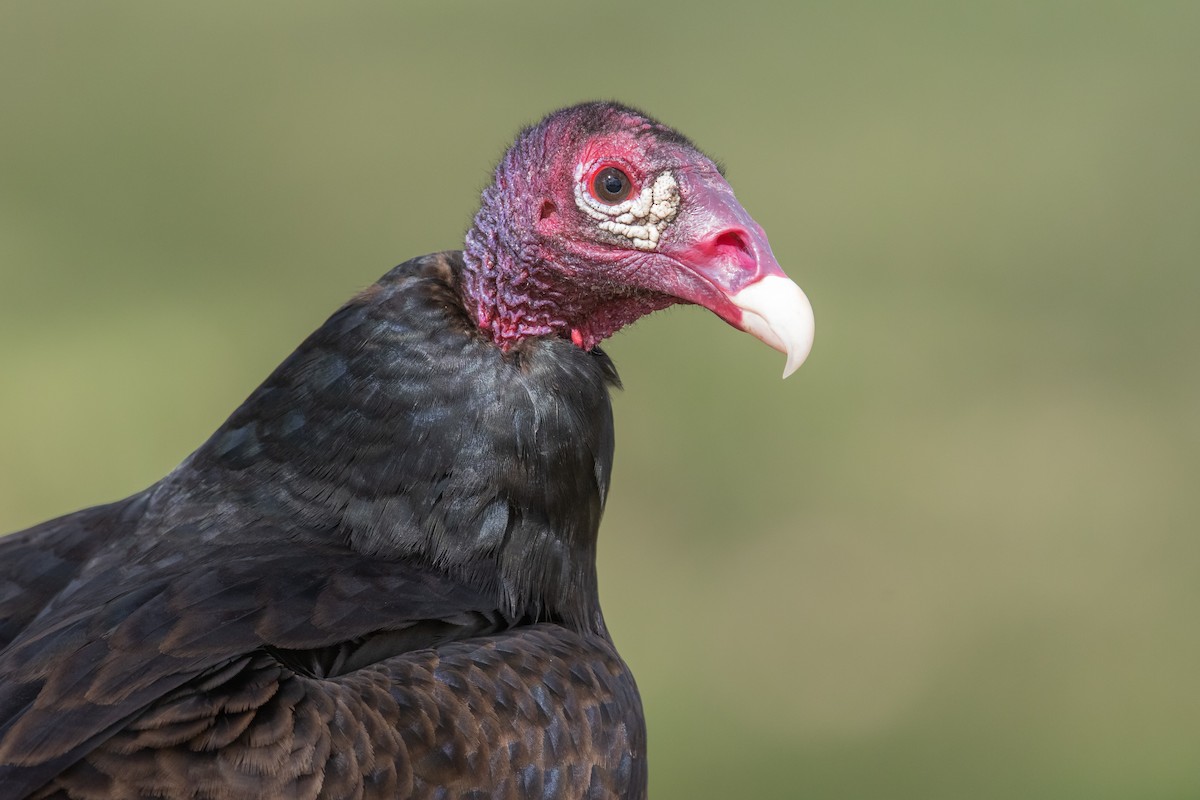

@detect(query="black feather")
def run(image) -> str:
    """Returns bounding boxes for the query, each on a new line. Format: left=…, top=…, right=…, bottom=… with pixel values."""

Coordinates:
left=0, top=253, right=645, bottom=799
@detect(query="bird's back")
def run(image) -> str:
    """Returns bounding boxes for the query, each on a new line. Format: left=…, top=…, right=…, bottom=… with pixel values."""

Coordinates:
left=28, top=625, right=644, bottom=799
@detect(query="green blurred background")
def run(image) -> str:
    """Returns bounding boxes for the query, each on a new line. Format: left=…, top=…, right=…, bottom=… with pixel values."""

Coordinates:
left=2, top=2, right=1198, bottom=797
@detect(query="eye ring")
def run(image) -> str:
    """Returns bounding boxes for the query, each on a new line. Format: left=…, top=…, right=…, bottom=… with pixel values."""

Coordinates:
left=591, top=166, right=632, bottom=204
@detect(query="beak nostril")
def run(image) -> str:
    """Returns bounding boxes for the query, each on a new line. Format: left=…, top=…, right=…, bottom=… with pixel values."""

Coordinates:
left=712, top=229, right=752, bottom=260
left=709, top=229, right=757, bottom=274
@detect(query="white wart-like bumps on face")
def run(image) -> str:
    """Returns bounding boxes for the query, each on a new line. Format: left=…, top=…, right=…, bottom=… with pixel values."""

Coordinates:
left=573, top=168, right=681, bottom=251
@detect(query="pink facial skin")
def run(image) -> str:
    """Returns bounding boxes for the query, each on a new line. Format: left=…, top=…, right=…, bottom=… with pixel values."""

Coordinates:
left=461, top=104, right=813, bottom=376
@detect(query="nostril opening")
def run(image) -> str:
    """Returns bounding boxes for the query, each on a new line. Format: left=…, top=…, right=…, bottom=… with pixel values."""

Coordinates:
left=713, top=229, right=753, bottom=260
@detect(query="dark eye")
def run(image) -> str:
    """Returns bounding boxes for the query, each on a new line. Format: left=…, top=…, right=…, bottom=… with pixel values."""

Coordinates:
left=592, top=167, right=632, bottom=204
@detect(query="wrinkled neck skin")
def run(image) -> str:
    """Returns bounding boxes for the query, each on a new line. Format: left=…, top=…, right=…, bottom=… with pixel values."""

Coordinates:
left=132, top=255, right=619, bottom=634
left=461, top=130, right=672, bottom=352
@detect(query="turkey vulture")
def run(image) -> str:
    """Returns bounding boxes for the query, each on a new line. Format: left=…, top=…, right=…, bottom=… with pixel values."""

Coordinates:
left=0, top=102, right=814, bottom=799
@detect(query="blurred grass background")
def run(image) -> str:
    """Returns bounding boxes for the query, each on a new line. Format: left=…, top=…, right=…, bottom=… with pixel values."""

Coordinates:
left=2, top=1, right=1198, bottom=797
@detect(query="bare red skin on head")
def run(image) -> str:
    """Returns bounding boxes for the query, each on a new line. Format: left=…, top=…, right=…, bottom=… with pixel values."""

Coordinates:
left=461, top=102, right=772, bottom=353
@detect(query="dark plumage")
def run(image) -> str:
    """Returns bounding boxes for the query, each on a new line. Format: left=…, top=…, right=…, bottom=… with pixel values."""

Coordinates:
left=0, top=102, right=813, bottom=799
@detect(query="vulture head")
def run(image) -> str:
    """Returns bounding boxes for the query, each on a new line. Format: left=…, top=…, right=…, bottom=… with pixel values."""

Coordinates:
left=462, top=101, right=815, bottom=376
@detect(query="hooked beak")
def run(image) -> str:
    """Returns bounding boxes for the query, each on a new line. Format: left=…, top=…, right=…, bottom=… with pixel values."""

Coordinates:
left=656, top=170, right=815, bottom=378
left=727, top=275, right=815, bottom=379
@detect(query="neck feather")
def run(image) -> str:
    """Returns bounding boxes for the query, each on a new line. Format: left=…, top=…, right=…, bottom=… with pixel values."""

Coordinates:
left=166, top=255, right=618, bottom=633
